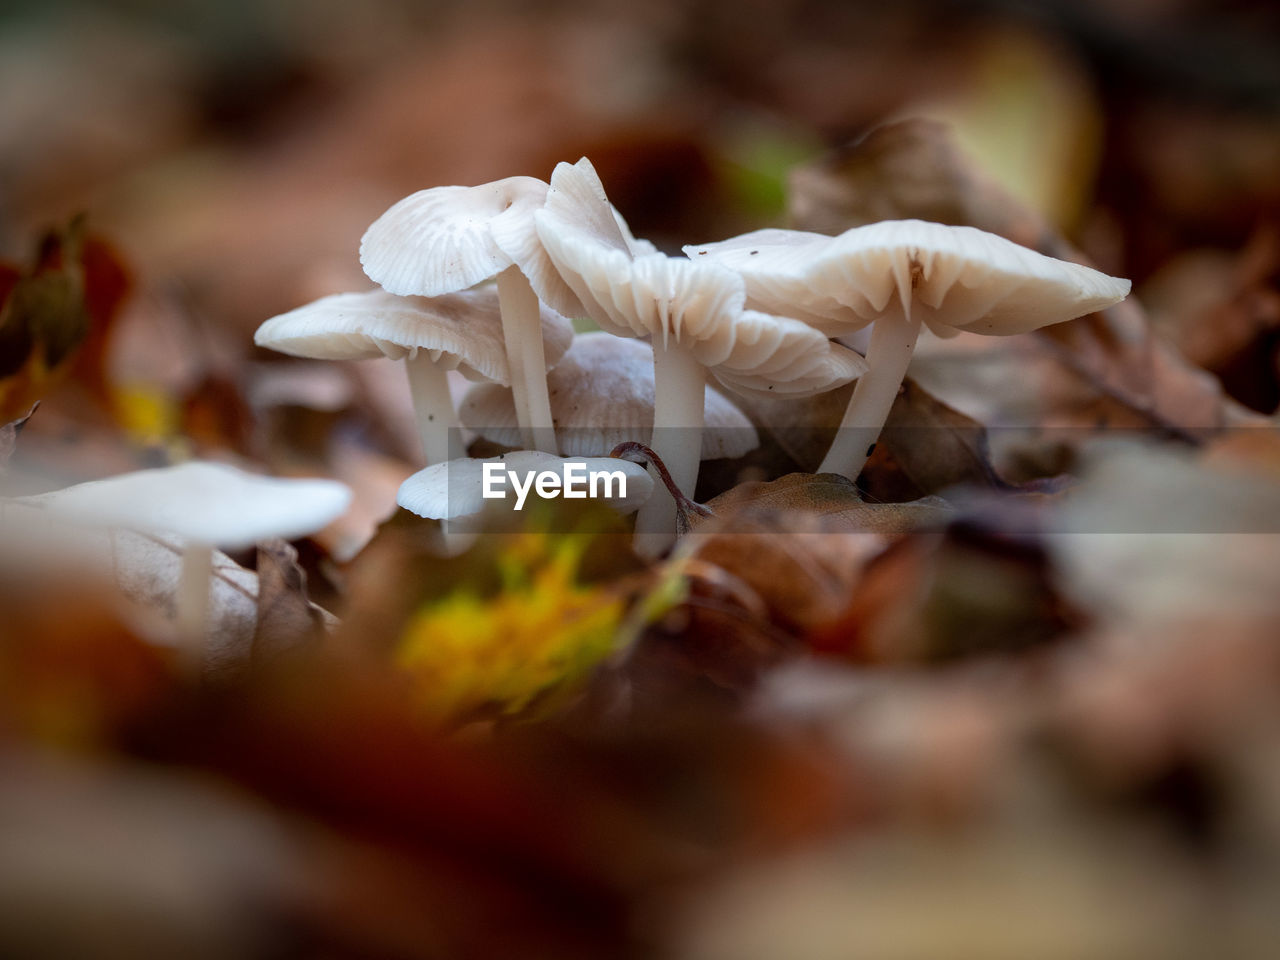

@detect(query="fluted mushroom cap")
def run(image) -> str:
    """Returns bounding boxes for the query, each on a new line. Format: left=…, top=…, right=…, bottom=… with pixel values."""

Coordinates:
left=21, top=462, right=352, bottom=550
left=684, top=220, right=1131, bottom=338
left=254, top=287, right=573, bottom=385
left=461, top=333, right=759, bottom=458
left=359, top=175, right=590, bottom=320
left=397, top=451, right=653, bottom=520
left=534, top=159, right=867, bottom=398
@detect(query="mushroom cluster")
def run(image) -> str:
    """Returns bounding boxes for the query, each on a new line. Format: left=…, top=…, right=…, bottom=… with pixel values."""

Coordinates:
left=256, top=158, right=1130, bottom=553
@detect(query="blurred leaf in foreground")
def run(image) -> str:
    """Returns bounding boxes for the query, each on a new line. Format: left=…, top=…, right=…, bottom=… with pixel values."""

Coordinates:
left=341, top=502, right=653, bottom=728
left=0, top=751, right=305, bottom=960
left=398, top=532, right=628, bottom=725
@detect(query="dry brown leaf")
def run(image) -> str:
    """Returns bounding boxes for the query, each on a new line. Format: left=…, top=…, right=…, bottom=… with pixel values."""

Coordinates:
left=701, top=471, right=953, bottom=532
left=251, top=538, right=327, bottom=666
left=0, top=403, right=38, bottom=475
left=1143, top=225, right=1280, bottom=413
left=0, top=220, right=131, bottom=423
left=734, top=378, right=1005, bottom=496
left=1, top=507, right=261, bottom=677
left=681, top=474, right=951, bottom=637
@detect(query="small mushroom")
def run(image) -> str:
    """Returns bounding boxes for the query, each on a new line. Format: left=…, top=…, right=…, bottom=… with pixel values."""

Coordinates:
left=534, top=158, right=867, bottom=552
left=254, top=287, right=572, bottom=466
left=460, top=332, right=760, bottom=460
left=21, top=462, right=351, bottom=652
left=360, top=176, right=576, bottom=455
left=686, top=220, right=1130, bottom=480
left=397, top=451, right=653, bottom=524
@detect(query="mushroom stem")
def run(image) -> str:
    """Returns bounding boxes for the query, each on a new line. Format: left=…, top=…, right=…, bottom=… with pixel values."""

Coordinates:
left=175, top=540, right=213, bottom=661
left=497, top=266, right=559, bottom=455
left=405, top=351, right=465, bottom=465
left=633, top=341, right=705, bottom=556
left=817, top=305, right=922, bottom=480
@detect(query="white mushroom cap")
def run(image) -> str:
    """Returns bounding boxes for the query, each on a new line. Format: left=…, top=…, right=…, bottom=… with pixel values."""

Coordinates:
left=684, top=220, right=1131, bottom=338
left=359, top=176, right=587, bottom=320
left=614, top=208, right=660, bottom=257
left=460, top=332, right=759, bottom=458
left=253, top=287, right=573, bottom=385
left=397, top=451, right=654, bottom=520
left=534, top=159, right=867, bottom=397
left=21, top=462, right=352, bottom=550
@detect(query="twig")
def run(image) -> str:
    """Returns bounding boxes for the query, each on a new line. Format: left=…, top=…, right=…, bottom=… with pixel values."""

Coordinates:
left=609, top=440, right=714, bottom=534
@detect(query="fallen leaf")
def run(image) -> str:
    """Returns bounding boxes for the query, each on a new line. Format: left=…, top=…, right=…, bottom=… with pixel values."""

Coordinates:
left=0, top=219, right=131, bottom=422
left=1, top=504, right=269, bottom=678
left=251, top=538, right=327, bottom=666
left=878, top=379, right=1005, bottom=494
left=0, top=403, right=38, bottom=474
left=396, top=533, right=629, bottom=725
left=677, top=474, right=950, bottom=639
left=701, top=471, right=953, bottom=532
left=1048, top=442, right=1280, bottom=630
left=733, top=380, right=1005, bottom=497
left=1142, top=225, right=1280, bottom=414
left=339, top=503, right=651, bottom=726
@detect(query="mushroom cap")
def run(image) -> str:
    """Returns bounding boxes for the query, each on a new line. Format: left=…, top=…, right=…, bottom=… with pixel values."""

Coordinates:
left=254, top=287, right=573, bottom=385
left=22, top=462, right=352, bottom=550
left=534, top=159, right=867, bottom=398
left=683, top=220, right=1131, bottom=338
left=359, top=176, right=587, bottom=320
left=460, top=332, right=760, bottom=458
left=397, top=451, right=654, bottom=520
left=613, top=207, right=660, bottom=257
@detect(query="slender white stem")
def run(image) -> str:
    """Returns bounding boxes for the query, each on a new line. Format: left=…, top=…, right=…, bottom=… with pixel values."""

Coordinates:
left=497, top=266, right=558, bottom=455
left=176, top=541, right=213, bottom=666
left=633, top=341, right=705, bottom=557
left=817, top=307, right=922, bottom=480
left=405, top=352, right=465, bottom=466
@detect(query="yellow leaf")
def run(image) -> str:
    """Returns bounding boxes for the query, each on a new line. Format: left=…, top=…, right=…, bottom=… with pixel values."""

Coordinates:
left=396, top=533, right=626, bottom=725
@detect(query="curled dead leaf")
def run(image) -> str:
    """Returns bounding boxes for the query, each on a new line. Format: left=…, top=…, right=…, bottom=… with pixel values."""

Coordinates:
left=251, top=538, right=329, bottom=667
left=680, top=474, right=951, bottom=638
left=0, top=403, right=38, bottom=475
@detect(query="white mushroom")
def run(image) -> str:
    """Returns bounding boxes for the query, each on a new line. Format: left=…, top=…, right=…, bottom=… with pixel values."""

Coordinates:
left=686, top=220, right=1130, bottom=481
left=534, top=158, right=867, bottom=552
left=460, top=332, right=759, bottom=460
left=397, top=451, right=653, bottom=524
left=359, top=176, right=576, bottom=455
left=254, top=287, right=572, bottom=466
left=20, top=462, right=351, bottom=651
